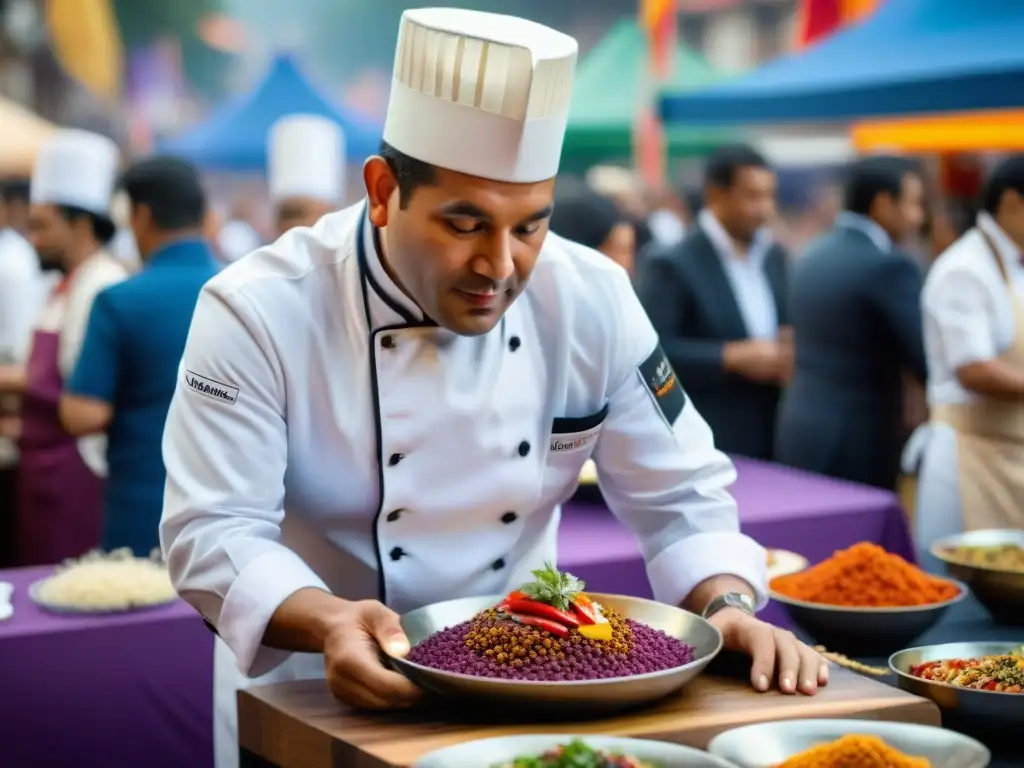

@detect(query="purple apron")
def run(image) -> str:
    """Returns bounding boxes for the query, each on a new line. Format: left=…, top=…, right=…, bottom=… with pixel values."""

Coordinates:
left=16, top=321, right=104, bottom=565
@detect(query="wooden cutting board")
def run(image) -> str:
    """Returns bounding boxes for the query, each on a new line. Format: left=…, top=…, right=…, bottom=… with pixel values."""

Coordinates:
left=237, top=667, right=940, bottom=768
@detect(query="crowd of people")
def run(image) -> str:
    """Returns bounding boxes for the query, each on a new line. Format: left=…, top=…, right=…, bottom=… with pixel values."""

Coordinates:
left=0, top=8, right=1021, bottom=768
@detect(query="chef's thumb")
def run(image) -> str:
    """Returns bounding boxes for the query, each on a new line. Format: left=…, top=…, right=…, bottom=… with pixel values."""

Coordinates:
left=365, top=603, right=411, bottom=657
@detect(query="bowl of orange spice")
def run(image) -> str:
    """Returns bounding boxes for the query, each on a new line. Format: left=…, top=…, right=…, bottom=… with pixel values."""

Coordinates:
left=768, top=543, right=967, bottom=656
left=707, top=719, right=989, bottom=768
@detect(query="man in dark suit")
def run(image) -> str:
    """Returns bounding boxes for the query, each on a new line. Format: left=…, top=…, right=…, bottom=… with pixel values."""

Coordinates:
left=639, top=145, right=790, bottom=460
left=776, top=156, right=927, bottom=489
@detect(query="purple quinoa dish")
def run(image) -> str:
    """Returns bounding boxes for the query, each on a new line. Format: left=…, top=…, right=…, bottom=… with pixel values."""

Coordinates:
left=406, top=564, right=696, bottom=682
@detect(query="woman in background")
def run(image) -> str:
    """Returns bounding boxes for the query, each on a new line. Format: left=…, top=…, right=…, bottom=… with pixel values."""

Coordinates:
left=550, top=182, right=637, bottom=277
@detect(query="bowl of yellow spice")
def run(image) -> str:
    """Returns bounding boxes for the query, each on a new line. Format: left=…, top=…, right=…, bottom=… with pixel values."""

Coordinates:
left=706, top=719, right=989, bottom=768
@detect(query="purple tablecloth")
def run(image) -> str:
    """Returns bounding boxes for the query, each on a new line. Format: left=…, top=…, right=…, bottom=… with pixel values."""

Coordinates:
left=557, top=457, right=915, bottom=627
left=0, top=565, right=213, bottom=767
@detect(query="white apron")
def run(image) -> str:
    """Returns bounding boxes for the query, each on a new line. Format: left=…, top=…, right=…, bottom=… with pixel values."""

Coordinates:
left=913, top=229, right=1024, bottom=571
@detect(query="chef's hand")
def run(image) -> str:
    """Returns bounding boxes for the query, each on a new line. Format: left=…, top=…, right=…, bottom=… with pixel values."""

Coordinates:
left=322, top=599, right=423, bottom=710
left=709, top=607, right=829, bottom=695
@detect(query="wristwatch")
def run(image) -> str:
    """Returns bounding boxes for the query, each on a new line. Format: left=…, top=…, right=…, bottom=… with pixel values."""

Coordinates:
left=701, top=592, right=755, bottom=620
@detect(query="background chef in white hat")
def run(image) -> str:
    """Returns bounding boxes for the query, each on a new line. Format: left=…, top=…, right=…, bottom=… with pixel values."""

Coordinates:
left=267, top=113, right=345, bottom=237
left=160, top=10, right=828, bottom=768
left=0, top=129, right=127, bottom=566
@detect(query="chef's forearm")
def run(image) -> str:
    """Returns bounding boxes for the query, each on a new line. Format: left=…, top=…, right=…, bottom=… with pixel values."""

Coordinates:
left=262, top=587, right=351, bottom=653
left=955, top=360, right=1024, bottom=400
left=680, top=574, right=755, bottom=615
left=0, top=365, right=25, bottom=394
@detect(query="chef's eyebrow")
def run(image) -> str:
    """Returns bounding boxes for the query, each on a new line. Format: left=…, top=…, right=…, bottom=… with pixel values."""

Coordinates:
left=439, top=201, right=554, bottom=225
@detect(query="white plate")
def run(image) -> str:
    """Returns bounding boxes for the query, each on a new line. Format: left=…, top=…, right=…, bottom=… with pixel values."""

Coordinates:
left=415, top=734, right=739, bottom=768
left=28, top=578, right=177, bottom=615
left=766, top=549, right=808, bottom=580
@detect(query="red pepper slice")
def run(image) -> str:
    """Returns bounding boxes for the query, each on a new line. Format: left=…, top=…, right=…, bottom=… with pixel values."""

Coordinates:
left=504, top=599, right=580, bottom=628
left=571, top=598, right=599, bottom=625
left=505, top=612, right=570, bottom=638
left=505, top=590, right=529, bottom=603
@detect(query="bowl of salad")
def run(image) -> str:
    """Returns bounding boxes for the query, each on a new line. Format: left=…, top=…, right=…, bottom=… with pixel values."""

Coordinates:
left=413, top=736, right=740, bottom=768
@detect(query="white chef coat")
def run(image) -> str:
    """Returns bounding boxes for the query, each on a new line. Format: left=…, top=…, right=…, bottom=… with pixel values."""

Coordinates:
left=909, top=213, right=1024, bottom=571
left=0, top=227, right=48, bottom=467
left=160, top=202, right=767, bottom=768
left=34, top=250, right=127, bottom=475
left=699, top=210, right=778, bottom=340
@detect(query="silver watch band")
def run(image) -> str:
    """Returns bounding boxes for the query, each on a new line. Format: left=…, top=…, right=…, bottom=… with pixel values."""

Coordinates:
left=701, top=592, right=755, bottom=620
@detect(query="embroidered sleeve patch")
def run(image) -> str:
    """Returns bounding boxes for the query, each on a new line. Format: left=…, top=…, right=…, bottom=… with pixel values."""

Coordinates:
left=637, top=344, right=686, bottom=424
left=184, top=370, right=239, bottom=405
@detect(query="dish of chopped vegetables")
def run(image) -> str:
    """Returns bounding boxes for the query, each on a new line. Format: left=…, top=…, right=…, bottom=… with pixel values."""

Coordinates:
left=910, top=654, right=1024, bottom=692
left=497, top=739, right=657, bottom=768
left=940, top=543, right=1024, bottom=572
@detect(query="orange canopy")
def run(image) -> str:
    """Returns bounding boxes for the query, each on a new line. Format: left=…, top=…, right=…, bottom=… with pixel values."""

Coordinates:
left=851, top=110, right=1024, bottom=153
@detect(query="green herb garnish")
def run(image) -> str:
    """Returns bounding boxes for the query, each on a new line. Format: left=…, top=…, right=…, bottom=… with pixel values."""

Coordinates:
left=518, top=562, right=586, bottom=612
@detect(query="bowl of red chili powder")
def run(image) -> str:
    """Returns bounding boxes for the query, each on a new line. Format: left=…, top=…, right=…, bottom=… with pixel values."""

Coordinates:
left=769, top=542, right=967, bottom=656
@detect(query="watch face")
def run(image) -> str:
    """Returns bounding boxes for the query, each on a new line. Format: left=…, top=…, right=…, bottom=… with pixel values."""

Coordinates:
left=725, top=593, right=753, bottom=611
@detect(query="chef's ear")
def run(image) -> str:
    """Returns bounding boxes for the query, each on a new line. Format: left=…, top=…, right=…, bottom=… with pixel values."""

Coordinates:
left=363, top=156, right=398, bottom=228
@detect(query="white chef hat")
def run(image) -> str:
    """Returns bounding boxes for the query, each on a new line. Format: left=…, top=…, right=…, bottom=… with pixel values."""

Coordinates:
left=268, top=114, right=345, bottom=204
left=30, top=129, right=119, bottom=218
left=382, top=8, right=578, bottom=184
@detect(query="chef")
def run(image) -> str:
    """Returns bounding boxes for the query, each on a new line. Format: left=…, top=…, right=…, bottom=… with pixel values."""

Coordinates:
left=267, top=113, right=345, bottom=237
left=160, top=10, right=827, bottom=768
left=912, top=155, right=1024, bottom=570
left=2, top=130, right=127, bottom=565
left=0, top=186, right=46, bottom=561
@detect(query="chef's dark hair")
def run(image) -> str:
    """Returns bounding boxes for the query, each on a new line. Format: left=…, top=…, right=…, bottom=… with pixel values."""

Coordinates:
left=983, top=154, right=1024, bottom=216
left=118, top=156, right=206, bottom=230
left=1, top=178, right=30, bottom=203
left=378, top=141, right=436, bottom=208
left=704, top=144, right=771, bottom=190
left=844, top=155, right=921, bottom=216
left=56, top=206, right=116, bottom=245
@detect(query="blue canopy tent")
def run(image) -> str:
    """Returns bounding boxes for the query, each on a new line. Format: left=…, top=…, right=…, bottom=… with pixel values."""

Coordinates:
left=159, top=54, right=381, bottom=169
left=659, top=0, right=1024, bottom=125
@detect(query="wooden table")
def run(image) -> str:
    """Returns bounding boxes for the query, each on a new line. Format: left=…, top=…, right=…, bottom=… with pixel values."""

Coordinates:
left=237, top=668, right=940, bottom=768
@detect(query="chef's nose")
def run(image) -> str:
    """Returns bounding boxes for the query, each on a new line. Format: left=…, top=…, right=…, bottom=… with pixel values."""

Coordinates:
left=474, top=233, right=515, bottom=282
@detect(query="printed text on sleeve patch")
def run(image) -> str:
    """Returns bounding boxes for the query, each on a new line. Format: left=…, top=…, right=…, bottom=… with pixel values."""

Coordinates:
left=637, top=344, right=687, bottom=424
left=184, top=370, right=239, bottom=405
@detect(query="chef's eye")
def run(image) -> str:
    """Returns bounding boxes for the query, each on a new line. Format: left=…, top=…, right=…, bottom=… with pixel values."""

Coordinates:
left=446, top=217, right=483, bottom=234
left=516, top=221, right=543, bottom=236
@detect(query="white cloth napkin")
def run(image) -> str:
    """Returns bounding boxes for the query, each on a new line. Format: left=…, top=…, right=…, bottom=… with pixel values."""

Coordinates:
left=0, top=581, right=13, bottom=621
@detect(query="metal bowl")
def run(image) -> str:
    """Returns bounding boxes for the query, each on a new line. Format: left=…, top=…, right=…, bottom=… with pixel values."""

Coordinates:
left=388, top=593, right=722, bottom=718
left=415, top=734, right=740, bottom=768
left=889, top=641, right=1024, bottom=731
left=931, top=529, right=1024, bottom=625
left=768, top=580, right=967, bottom=657
left=707, top=718, right=990, bottom=768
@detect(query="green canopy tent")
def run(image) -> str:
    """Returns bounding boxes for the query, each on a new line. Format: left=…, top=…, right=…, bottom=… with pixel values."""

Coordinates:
left=562, top=18, right=738, bottom=173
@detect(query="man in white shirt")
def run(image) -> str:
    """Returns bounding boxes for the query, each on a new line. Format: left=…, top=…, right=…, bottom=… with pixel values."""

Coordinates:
left=0, top=130, right=127, bottom=565
left=913, top=155, right=1024, bottom=571
left=267, top=114, right=344, bottom=237
left=159, top=11, right=826, bottom=768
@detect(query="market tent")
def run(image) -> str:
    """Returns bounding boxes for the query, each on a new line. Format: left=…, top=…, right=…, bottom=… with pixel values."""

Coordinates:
left=159, top=54, right=380, bottom=170
left=852, top=110, right=1024, bottom=152
left=0, top=97, right=58, bottom=175
left=562, top=19, right=737, bottom=170
left=659, top=0, right=1024, bottom=125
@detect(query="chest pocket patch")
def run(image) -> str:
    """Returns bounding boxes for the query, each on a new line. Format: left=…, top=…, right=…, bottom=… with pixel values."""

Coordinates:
left=543, top=405, right=608, bottom=502
left=550, top=404, right=609, bottom=453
